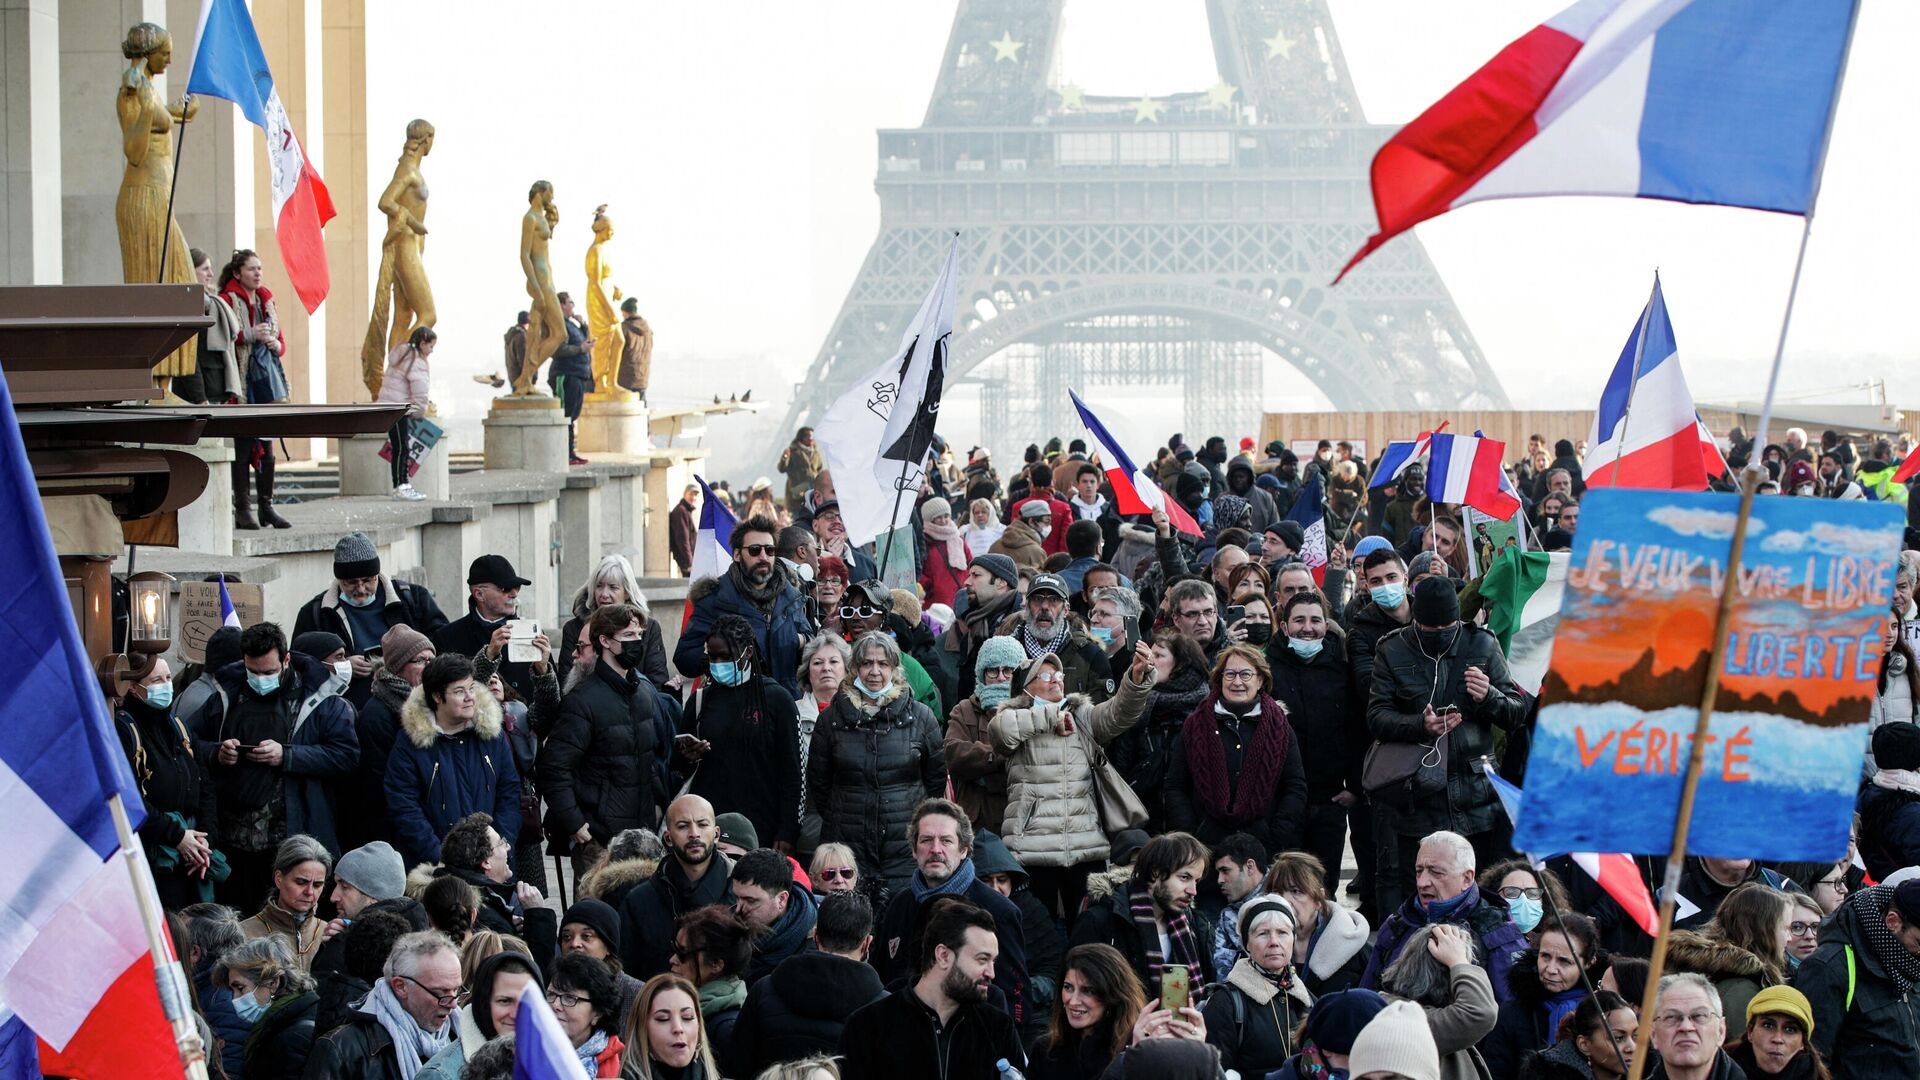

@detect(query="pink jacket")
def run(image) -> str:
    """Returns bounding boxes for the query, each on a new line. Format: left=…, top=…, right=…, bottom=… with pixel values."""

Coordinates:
left=376, top=343, right=430, bottom=416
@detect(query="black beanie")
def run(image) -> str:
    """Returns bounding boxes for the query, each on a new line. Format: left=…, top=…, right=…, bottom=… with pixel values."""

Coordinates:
left=1555, top=438, right=1576, bottom=458
left=1411, top=576, right=1461, bottom=627
left=561, top=899, right=622, bottom=952
left=1874, top=723, right=1920, bottom=772
left=204, top=625, right=244, bottom=671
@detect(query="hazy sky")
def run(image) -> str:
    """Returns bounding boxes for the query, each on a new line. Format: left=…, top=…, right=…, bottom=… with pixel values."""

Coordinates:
left=364, top=1, right=1917, bottom=469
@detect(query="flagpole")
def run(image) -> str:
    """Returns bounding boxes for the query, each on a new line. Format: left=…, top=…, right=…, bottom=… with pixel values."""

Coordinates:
left=157, top=95, right=193, bottom=282
left=107, top=793, right=211, bottom=1080
left=1605, top=271, right=1659, bottom=489
left=1622, top=9, right=1860, bottom=1079
left=876, top=452, right=919, bottom=583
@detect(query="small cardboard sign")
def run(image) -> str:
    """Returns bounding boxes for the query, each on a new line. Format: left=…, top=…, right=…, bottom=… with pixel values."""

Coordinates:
left=179, top=580, right=264, bottom=663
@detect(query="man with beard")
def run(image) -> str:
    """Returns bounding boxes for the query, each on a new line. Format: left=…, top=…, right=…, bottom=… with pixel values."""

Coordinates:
left=838, top=899, right=1025, bottom=1080
left=677, top=514, right=814, bottom=696
left=994, top=572, right=1114, bottom=703
left=872, top=799, right=1029, bottom=1030
left=810, top=498, right=878, bottom=581
left=1070, top=831, right=1216, bottom=995
left=943, top=553, right=1025, bottom=701
left=618, top=794, right=734, bottom=979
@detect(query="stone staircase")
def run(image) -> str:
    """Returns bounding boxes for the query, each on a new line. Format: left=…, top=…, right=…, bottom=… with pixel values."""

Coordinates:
left=274, top=452, right=485, bottom=503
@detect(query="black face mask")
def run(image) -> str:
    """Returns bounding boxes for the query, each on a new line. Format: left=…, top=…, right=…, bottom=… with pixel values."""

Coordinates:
left=1242, top=624, right=1272, bottom=646
left=617, top=638, right=649, bottom=669
left=1417, top=626, right=1458, bottom=655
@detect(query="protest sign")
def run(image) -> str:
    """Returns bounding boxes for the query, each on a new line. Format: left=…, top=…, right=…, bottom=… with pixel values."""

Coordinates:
left=1465, top=507, right=1525, bottom=577
left=1514, top=489, right=1901, bottom=861
left=179, top=580, right=263, bottom=662
left=378, top=416, right=445, bottom=478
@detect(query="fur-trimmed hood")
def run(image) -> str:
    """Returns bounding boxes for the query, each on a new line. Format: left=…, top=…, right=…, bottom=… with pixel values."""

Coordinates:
left=1665, top=929, right=1773, bottom=983
left=579, top=856, right=658, bottom=904
left=399, top=681, right=504, bottom=749
left=1086, top=865, right=1133, bottom=903
left=1305, top=900, right=1371, bottom=982
left=405, top=862, right=437, bottom=898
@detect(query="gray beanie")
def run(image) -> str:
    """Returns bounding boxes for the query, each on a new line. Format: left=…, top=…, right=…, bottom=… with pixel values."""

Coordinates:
left=969, top=552, right=1020, bottom=589
left=334, top=841, right=406, bottom=902
left=333, top=531, right=381, bottom=580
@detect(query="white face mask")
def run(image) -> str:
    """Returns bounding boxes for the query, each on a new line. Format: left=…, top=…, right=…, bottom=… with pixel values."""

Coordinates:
left=332, top=660, right=353, bottom=683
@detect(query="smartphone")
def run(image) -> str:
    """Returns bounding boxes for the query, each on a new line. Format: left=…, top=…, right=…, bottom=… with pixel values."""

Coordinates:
left=1122, top=614, right=1142, bottom=656
left=1225, top=604, right=1246, bottom=625
left=673, top=733, right=704, bottom=750
left=1160, top=964, right=1191, bottom=1014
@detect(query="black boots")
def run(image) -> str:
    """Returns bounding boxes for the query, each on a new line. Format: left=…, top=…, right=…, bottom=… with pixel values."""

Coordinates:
left=233, top=454, right=259, bottom=530
left=256, top=454, right=292, bottom=529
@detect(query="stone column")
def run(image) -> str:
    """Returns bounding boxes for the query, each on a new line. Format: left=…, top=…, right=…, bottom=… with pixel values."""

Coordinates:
left=58, top=0, right=167, bottom=285
left=575, top=399, right=652, bottom=456
left=2, top=0, right=64, bottom=284
left=318, top=0, right=367, bottom=427
left=484, top=397, right=570, bottom=474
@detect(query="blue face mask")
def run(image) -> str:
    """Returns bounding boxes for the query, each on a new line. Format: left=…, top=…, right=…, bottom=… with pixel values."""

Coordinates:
left=231, top=990, right=268, bottom=1025
left=247, top=671, right=281, bottom=696
left=708, top=660, right=750, bottom=687
left=141, top=682, right=174, bottom=710
left=1286, top=636, right=1324, bottom=660
left=1370, top=582, right=1407, bottom=610
left=339, top=589, right=378, bottom=608
left=1507, top=893, right=1543, bottom=934
left=1088, top=626, right=1114, bottom=646
left=856, top=679, right=892, bottom=701
left=975, top=682, right=1011, bottom=708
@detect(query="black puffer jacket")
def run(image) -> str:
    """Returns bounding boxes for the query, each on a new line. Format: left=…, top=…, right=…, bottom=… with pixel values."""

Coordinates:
left=1265, top=632, right=1360, bottom=802
left=538, top=659, right=662, bottom=848
left=248, top=990, right=318, bottom=1079
left=1366, top=622, right=1526, bottom=838
left=733, top=950, right=886, bottom=1075
left=1107, top=665, right=1210, bottom=830
left=804, top=678, right=946, bottom=897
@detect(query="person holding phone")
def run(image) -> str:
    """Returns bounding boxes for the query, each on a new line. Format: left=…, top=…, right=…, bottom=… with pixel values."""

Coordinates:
left=1365, top=577, right=1527, bottom=917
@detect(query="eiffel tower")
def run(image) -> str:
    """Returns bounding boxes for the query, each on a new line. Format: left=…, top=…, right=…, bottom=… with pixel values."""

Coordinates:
left=771, top=0, right=1510, bottom=458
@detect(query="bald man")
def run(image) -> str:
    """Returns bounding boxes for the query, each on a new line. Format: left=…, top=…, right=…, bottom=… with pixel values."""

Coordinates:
left=618, top=795, right=733, bottom=977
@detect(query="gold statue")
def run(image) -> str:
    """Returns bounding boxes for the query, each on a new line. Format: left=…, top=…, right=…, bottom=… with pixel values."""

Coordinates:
left=516, top=181, right=564, bottom=397
left=117, top=23, right=197, bottom=388
left=585, top=205, right=629, bottom=399
left=362, top=119, right=437, bottom=397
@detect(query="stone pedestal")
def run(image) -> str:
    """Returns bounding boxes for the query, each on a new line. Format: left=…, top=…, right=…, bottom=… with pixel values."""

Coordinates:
left=484, top=396, right=569, bottom=472
left=175, top=438, right=235, bottom=555
left=575, top=397, right=651, bottom=456
left=339, top=429, right=450, bottom=500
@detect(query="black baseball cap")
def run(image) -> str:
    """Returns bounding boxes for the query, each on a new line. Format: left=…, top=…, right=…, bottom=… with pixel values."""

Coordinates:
left=1028, top=573, right=1070, bottom=599
left=467, top=554, right=531, bottom=589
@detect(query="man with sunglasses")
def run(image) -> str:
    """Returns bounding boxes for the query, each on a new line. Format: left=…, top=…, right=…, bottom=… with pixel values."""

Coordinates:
left=677, top=513, right=815, bottom=697
left=839, top=579, right=942, bottom=712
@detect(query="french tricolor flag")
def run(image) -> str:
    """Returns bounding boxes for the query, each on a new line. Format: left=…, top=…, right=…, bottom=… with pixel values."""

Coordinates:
left=0, top=369, right=183, bottom=1078
left=188, top=0, right=336, bottom=314
left=682, top=475, right=736, bottom=630
left=1584, top=274, right=1726, bottom=490
left=1370, top=422, right=1449, bottom=491
left=1069, top=391, right=1201, bottom=537
left=514, top=982, right=585, bottom=1080
left=1427, top=432, right=1521, bottom=521
left=218, top=576, right=241, bottom=628
left=1339, top=0, right=1856, bottom=281
left=1485, top=766, right=1659, bottom=936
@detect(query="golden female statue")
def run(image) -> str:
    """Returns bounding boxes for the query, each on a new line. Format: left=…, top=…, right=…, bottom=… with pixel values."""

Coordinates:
left=516, top=181, right=564, bottom=396
left=117, top=23, right=197, bottom=386
left=362, top=119, right=437, bottom=397
left=585, top=205, right=628, bottom=399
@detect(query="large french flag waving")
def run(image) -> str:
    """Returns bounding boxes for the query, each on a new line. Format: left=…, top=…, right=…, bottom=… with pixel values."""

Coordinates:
left=1070, top=391, right=1202, bottom=537
left=1339, top=0, right=1856, bottom=280
left=0, top=367, right=183, bottom=1077
left=1585, top=274, right=1726, bottom=490
left=188, top=0, right=336, bottom=314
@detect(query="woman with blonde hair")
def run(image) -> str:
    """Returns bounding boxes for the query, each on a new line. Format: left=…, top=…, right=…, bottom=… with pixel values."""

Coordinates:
left=961, top=497, right=1007, bottom=559
left=570, top=552, right=669, bottom=690
left=620, top=972, right=721, bottom=1079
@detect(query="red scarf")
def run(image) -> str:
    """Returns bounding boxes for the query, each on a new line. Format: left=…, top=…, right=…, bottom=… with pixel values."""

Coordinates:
left=1180, top=691, right=1293, bottom=826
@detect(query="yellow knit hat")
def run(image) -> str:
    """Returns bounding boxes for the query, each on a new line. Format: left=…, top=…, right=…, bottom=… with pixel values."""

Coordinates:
left=1746, top=984, right=1815, bottom=1037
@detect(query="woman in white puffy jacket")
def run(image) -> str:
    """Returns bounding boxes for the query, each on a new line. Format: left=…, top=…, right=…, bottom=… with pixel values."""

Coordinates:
left=375, top=326, right=435, bottom=500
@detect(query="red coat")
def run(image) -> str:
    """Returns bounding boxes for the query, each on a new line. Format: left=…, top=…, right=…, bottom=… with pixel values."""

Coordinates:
left=918, top=539, right=967, bottom=609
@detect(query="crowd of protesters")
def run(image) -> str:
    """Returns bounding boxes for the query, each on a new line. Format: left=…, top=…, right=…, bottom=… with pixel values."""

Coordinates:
left=111, top=421, right=1920, bottom=1080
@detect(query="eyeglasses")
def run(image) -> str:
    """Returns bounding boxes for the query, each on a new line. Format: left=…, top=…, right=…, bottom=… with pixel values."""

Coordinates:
left=1789, top=921, right=1819, bottom=937
left=1816, top=876, right=1848, bottom=892
left=819, top=867, right=856, bottom=881
left=546, top=990, right=587, bottom=1011
left=1654, top=1010, right=1719, bottom=1030
left=1028, top=670, right=1063, bottom=684
left=981, top=666, right=1017, bottom=680
left=1221, top=669, right=1259, bottom=684
left=840, top=604, right=885, bottom=619
left=397, top=973, right=459, bottom=1008
left=739, top=544, right=776, bottom=557
left=1498, top=886, right=1543, bottom=901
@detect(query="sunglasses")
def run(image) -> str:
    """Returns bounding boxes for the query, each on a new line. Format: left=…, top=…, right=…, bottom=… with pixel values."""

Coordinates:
left=739, top=544, right=776, bottom=557
left=839, top=604, right=885, bottom=619
left=818, top=867, right=856, bottom=881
